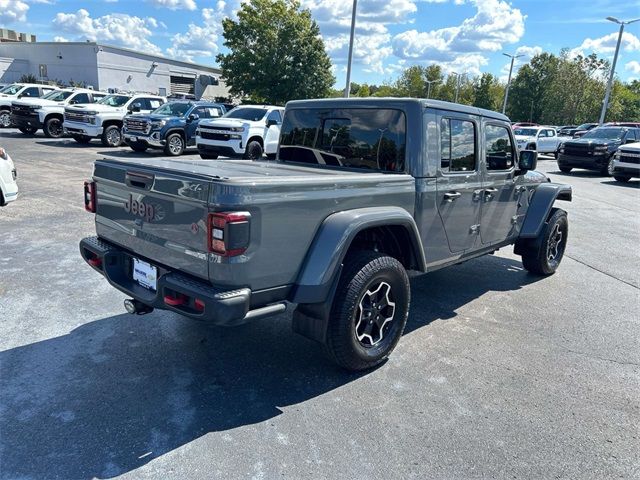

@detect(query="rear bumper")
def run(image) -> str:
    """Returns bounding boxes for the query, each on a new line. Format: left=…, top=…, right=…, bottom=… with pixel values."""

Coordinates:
left=557, top=153, right=610, bottom=170
left=11, top=113, right=42, bottom=130
left=80, top=236, right=264, bottom=326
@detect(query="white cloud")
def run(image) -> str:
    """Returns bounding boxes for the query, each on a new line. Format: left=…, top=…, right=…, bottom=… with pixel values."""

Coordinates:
left=570, top=31, right=640, bottom=57
left=53, top=35, right=68, bottom=42
left=0, top=0, right=29, bottom=23
left=52, top=9, right=162, bottom=55
left=146, top=0, right=197, bottom=10
left=625, top=60, right=640, bottom=75
left=166, top=5, right=228, bottom=61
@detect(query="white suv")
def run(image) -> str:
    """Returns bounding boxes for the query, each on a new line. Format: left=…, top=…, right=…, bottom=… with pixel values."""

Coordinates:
left=196, top=105, right=284, bottom=159
left=0, top=83, right=58, bottom=128
left=11, top=88, right=106, bottom=138
left=0, top=146, right=18, bottom=206
left=63, top=93, right=165, bottom=147
left=611, top=141, right=640, bottom=183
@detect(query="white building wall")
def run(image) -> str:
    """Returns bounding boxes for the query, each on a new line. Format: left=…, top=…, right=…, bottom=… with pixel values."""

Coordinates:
left=0, top=43, right=99, bottom=87
left=0, top=57, right=29, bottom=83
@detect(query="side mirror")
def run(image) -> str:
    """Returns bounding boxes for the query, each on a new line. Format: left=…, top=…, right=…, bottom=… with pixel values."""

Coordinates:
left=130, top=102, right=142, bottom=113
left=518, top=150, right=538, bottom=173
left=188, top=113, right=199, bottom=122
left=266, top=119, right=278, bottom=127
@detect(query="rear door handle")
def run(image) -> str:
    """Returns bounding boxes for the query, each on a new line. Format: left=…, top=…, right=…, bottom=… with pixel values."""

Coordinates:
left=484, top=187, right=498, bottom=193
left=444, top=191, right=462, bottom=202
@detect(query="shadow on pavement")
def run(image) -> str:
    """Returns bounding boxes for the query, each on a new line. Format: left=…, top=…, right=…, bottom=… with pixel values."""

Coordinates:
left=600, top=179, right=639, bottom=188
left=550, top=169, right=605, bottom=178
left=0, top=255, right=538, bottom=479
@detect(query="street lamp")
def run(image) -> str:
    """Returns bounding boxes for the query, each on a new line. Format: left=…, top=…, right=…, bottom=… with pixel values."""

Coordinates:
left=344, top=0, right=358, bottom=98
left=425, top=79, right=437, bottom=99
left=599, top=16, right=640, bottom=124
left=502, top=52, right=523, bottom=114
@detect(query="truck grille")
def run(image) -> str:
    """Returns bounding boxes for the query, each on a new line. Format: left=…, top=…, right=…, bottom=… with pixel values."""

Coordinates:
left=564, top=144, right=591, bottom=156
left=619, top=152, right=640, bottom=164
left=65, top=110, right=90, bottom=123
left=124, top=118, right=150, bottom=134
left=200, top=131, right=230, bottom=141
left=11, top=105, right=34, bottom=116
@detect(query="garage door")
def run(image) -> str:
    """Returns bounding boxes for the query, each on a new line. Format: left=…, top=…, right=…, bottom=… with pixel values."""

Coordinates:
left=170, top=76, right=195, bottom=95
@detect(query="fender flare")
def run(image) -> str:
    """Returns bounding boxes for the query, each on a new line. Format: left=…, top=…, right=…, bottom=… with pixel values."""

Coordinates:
left=164, top=127, right=186, bottom=139
left=519, top=183, right=572, bottom=239
left=291, top=206, right=426, bottom=305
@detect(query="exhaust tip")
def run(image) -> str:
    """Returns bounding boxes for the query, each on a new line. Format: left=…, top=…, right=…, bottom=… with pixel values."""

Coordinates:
left=124, top=298, right=153, bottom=315
left=124, top=299, right=137, bottom=314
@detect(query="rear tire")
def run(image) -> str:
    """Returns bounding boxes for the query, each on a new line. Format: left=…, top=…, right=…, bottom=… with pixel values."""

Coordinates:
left=101, top=125, right=122, bottom=147
left=72, top=135, right=92, bottom=144
left=520, top=208, right=568, bottom=276
left=613, top=175, right=631, bottom=183
left=243, top=140, right=263, bottom=160
left=44, top=117, right=63, bottom=138
left=324, top=251, right=410, bottom=371
left=604, top=157, right=614, bottom=177
left=164, top=133, right=185, bottom=156
left=129, top=141, right=148, bottom=153
left=558, top=165, right=572, bottom=173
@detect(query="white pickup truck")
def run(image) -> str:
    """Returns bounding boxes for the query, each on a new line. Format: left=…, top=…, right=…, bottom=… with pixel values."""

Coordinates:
left=513, top=126, right=562, bottom=157
left=0, top=83, right=58, bottom=128
left=63, top=93, right=165, bottom=146
left=196, top=105, right=284, bottom=159
left=611, top=141, right=640, bottom=183
left=11, top=88, right=106, bottom=138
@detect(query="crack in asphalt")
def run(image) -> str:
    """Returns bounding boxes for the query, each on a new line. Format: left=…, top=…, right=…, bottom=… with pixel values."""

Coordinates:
left=565, top=254, right=639, bottom=290
left=561, top=347, right=640, bottom=368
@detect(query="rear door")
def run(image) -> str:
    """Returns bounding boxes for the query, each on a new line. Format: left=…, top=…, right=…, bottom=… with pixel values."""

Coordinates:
left=479, top=122, right=518, bottom=245
left=436, top=113, right=482, bottom=253
left=93, top=161, right=211, bottom=279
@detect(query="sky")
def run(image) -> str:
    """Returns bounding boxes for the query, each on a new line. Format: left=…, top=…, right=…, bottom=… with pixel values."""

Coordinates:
left=1, top=0, right=639, bottom=87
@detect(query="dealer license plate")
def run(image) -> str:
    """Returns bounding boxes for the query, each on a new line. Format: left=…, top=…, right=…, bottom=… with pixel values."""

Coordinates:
left=132, top=258, right=157, bottom=291
left=127, top=136, right=138, bottom=142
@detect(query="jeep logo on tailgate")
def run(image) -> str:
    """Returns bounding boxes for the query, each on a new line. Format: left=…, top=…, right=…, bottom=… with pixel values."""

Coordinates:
left=124, top=194, right=154, bottom=222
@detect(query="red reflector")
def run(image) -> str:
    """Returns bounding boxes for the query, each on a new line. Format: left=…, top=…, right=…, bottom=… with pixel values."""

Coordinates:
left=84, top=180, right=96, bottom=213
left=194, top=298, right=205, bottom=312
left=88, top=257, right=102, bottom=267
left=164, top=294, right=186, bottom=306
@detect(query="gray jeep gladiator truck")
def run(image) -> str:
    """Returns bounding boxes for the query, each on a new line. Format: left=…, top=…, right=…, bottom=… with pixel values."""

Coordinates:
left=80, top=98, right=572, bottom=371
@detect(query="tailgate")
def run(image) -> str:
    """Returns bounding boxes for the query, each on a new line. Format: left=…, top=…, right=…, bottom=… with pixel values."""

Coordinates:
left=93, top=160, right=211, bottom=279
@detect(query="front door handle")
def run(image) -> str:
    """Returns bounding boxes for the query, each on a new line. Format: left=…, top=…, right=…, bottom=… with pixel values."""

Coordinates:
left=484, top=187, right=498, bottom=202
left=444, top=191, right=462, bottom=202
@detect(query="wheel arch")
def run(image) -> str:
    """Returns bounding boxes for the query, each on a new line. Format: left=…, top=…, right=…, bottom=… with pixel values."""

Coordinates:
left=44, top=112, right=63, bottom=123
left=102, top=119, right=123, bottom=129
left=165, top=128, right=186, bottom=140
left=246, top=135, right=264, bottom=147
left=291, top=207, right=426, bottom=305
left=518, top=183, right=572, bottom=240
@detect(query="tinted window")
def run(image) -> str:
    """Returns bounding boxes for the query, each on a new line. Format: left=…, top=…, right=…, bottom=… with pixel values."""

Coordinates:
left=70, top=93, right=90, bottom=104
left=279, top=108, right=406, bottom=172
left=20, top=87, right=39, bottom=98
left=440, top=118, right=476, bottom=172
left=43, top=90, right=73, bottom=101
left=538, top=130, right=548, bottom=137
left=485, top=125, right=514, bottom=171
left=99, top=95, right=130, bottom=107
left=581, top=128, right=624, bottom=140
left=267, top=110, right=282, bottom=124
left=547, top=129, right=556, bottom=137
left=153, top=102, right=191, bottom=117
left=513, top=128, right=537, bottom=136
left=91, top=93, right=106, bottom=102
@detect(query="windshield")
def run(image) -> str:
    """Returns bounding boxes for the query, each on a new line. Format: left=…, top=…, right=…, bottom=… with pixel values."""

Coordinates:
left=224, top=107, right=268, bottom=121
left=43, top=91, right=74, bottom=102
left=98, top=95, right=130, bottom=107
left=152, top=102, right=191, bottom=117
left=514, top=128, right=538, bottom=136
left=576, top=123, right=595, bottom=130
left=581, top=128, right=625, bottom=140
left=1, top=84, right=23, bottom=95
left=279, top=107, right=407, bottom=172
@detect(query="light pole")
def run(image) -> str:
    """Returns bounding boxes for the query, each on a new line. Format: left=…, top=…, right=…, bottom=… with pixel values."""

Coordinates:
left=599, top=16, right=640, bottom=124
left=344, top=0, right=358, bottom=98
left=425, top=79, right=437, bottom=99
left=502, top=52, right=523, bottom=114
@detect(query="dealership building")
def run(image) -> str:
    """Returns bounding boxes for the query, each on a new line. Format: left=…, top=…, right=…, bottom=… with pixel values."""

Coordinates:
left=0, top=41, right=230, bottom=99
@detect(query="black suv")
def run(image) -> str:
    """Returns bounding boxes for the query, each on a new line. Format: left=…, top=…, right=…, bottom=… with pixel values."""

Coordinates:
left=557, top=126, right=640, bottom=175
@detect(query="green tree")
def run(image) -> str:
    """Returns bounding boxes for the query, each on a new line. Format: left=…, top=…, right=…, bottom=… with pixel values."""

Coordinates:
left=473, top=73, right=500, bottom=110
left=216, top=0, right=335, bottom=104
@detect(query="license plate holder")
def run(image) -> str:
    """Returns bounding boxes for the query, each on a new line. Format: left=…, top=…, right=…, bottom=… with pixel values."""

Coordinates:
left=132, top=258, right=157, bottom=291
left=127, top=136, right=138, bottom=142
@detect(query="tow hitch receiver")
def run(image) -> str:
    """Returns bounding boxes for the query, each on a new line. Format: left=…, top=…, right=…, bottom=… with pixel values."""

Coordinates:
left=124, top=298, right=154, bottom=315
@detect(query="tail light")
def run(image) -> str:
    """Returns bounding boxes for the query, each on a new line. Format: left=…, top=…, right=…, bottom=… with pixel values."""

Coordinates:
left=84, top=180, right=96, bottom=213
left=207, top=212, right=250, bottom=256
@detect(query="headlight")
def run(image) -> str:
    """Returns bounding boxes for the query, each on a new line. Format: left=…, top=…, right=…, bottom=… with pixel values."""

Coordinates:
left=151, top=119, right=167, bottom=129
left=613, top=150, right=621, bottom=158
left=84, top=111, right=98, bottom=116
left=594, top=146, right=607, bottom=152
left=30, top=106, right=41, bottom=111
left=230, top=127, right=245, bottom=132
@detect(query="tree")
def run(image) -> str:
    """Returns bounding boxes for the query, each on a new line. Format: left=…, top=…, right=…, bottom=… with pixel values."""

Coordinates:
left=18, top=74, right=38, bottom=83
left=473, top=73, right=500, bottom=110
left=216, top=0, right=335, bottom=104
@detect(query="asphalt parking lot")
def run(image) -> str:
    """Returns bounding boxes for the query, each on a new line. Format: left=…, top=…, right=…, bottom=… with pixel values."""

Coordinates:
left=1, top=129, right=638, bottom=480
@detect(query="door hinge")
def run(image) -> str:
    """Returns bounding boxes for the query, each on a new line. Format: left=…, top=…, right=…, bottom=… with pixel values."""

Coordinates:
left=469, top=224, right=480, bottom=234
